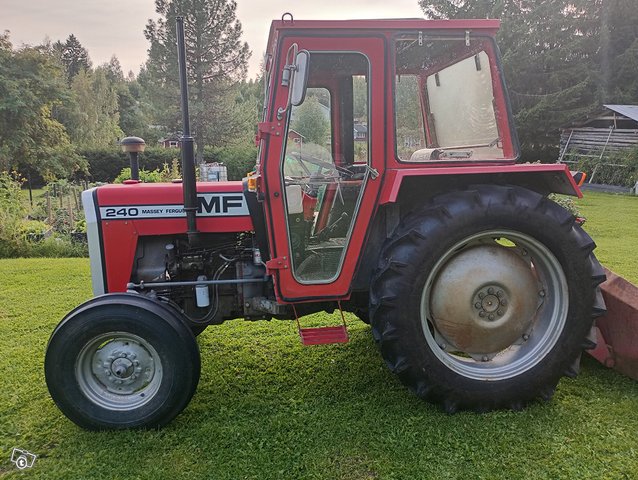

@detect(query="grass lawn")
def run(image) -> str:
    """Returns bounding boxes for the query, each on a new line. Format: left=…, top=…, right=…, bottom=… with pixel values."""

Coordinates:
left=1, top=191, right=637, bottom=479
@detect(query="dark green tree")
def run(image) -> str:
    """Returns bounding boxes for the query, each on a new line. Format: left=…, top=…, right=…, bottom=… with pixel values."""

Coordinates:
left=143, top=0, right=251, bottom=161
left=53, top=34, right=92, bottom=84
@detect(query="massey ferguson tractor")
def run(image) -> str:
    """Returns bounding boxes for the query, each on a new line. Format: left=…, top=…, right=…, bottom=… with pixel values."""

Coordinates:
left=46, top=16, right=618, bottom=430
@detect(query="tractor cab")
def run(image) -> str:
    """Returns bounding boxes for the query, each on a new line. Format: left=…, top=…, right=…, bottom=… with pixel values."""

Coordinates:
left=252, top=18, right=519, bottom=301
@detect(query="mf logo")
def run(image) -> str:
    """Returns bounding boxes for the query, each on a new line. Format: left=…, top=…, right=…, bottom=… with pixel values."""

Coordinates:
left=197, top=193, right=247, bottom=216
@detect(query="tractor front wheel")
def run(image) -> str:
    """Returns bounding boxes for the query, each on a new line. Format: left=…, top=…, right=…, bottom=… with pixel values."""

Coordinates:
left=370, top=185, right=605, bottom=412
left=45, top=293, right=200, bottom=429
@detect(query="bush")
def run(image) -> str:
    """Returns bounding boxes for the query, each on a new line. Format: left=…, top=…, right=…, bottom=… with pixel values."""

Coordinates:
left=0, top=173, right=89, bottom=258
left=78, top=147, right=178, bottom=183
left=16, top=235, right=88, bottom=258
left=203, top=145, right=258, bottom=181
left=575, top=146, right=638, bottom=187
left=18, top=220, right=51, bottom=240
left=0, top=171, right=26, bottom=257
left=549, top=194, right=581, bottom=217
left=81, top=144, right=257, bottom=183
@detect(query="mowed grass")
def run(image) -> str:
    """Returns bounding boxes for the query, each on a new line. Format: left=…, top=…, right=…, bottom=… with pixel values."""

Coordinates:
left=1, top=191, right=637, bottom=479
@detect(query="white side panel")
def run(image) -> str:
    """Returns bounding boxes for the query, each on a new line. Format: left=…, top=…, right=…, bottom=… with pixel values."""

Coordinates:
left=82, top=188, right=105, bottom=296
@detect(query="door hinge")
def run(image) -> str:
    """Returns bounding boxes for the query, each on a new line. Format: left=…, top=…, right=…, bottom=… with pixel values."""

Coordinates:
left=255, top=121, right=283, bottom=145
left=265, top=256, right=289, bottom=273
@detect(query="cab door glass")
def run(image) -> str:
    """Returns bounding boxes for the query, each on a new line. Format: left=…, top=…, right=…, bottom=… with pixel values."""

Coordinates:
left=282, top=52, right=370, bottom=283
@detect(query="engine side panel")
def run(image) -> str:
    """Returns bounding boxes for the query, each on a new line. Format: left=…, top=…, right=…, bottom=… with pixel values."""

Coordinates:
left=84, top=182, right=254, bottom=294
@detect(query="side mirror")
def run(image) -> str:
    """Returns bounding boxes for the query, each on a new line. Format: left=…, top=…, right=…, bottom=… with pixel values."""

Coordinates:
left=290, top=50, right=309, bottom=107
left=277, top=46, right=310, bottom=119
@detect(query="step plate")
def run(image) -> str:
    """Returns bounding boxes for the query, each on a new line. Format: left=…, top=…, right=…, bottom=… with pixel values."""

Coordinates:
left=299, top=326, right=349, bottom=345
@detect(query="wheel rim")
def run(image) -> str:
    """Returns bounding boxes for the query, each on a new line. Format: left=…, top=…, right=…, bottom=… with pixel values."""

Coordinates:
left=75, top=331, right=163, bottom=410
left=420, top=230, right=568, bottom=381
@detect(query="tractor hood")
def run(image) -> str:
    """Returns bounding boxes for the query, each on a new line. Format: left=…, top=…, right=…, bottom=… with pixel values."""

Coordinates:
left=82, top=181, right=254, bottom=294
left=94, top=181, right=251, bottom=222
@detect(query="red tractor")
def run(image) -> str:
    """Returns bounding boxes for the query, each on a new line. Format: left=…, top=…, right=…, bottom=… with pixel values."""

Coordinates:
left=45, top=16, right=606, bottom=429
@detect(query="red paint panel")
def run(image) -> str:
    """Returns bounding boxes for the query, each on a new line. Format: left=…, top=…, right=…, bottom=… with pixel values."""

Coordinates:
left=102, top=220, right=139, bottom=292
left=97, top=181, right=244, bottom=205
left=379, top=163, right=582, bottom=204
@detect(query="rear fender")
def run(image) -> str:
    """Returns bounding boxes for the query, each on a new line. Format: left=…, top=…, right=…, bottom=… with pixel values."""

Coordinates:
left=380, top=163, right=582, bottom=205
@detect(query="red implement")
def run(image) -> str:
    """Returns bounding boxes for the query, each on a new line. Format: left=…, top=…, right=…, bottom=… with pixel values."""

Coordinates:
left=588, top=268, right=638, bottom=379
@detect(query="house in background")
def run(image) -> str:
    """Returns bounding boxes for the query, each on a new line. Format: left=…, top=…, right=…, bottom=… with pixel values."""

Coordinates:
left=354, top=123, right=367, bottom=142
left=558, top=105, right=638, bottom=187
left=559, top=105, right=638, bottom=164
left=158, top=134, right=182, bottom=148
left=287, top=129, right=305, bottom=145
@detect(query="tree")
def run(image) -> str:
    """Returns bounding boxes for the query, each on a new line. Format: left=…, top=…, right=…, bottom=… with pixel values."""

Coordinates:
left=62, top=68, right=123, bottom=148
left=0, top=32, right=84, bottom=181
left=53, top=34, right=92, bottom=83
left=143, top=0, right=251, bottom=161
left=291, top=96, right=330, bottom=145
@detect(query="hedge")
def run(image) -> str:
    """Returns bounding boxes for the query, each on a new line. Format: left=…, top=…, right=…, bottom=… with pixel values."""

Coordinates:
left=79, top=145, right=258, bottom=183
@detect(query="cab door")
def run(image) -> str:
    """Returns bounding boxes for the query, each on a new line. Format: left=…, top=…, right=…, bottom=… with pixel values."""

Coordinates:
left=261, top=36, right=385, bottom=302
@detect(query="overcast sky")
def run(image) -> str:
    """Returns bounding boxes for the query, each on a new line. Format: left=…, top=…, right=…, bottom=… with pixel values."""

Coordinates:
left=4, top=0, right=425, bottom=78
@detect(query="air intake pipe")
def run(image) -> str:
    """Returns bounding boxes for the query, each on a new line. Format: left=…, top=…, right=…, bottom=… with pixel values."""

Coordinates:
left=176, top=16, right=199, bottom=243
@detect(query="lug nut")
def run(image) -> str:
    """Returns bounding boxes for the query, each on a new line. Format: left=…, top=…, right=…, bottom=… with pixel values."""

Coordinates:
left=497, top=310, right=504, bottom=316
left=479, top=292, right=485, bottom=299
left=497, top=290, right=503, bottom=297
left=475, top=302, right=481, bottom=309
left=479, top=311, right=486, bottom=318
left=488, top=287, right=494, bottom=294
left=500, top=299, right=507, bottom=306
left=488, top=314, right=495, bottom=321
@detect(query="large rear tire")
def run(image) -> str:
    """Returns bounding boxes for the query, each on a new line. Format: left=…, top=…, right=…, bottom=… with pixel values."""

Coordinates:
left=370, top=185, right=605, bottom=412
left=45, top=293, right=201, bottom=429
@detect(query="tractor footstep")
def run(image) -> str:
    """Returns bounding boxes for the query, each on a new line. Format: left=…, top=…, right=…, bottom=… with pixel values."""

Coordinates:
left=299, top=326, right=349, bottom=345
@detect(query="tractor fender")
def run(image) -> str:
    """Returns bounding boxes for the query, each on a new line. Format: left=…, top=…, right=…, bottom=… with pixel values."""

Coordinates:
left=379, top=163, right=582, bottom=204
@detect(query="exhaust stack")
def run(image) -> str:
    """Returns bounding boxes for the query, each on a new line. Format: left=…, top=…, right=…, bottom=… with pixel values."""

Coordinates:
left=176, top=16, right=198, bottom=243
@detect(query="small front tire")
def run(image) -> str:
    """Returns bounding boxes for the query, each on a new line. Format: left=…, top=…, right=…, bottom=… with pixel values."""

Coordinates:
left=45, top=293, right=201, bottom=430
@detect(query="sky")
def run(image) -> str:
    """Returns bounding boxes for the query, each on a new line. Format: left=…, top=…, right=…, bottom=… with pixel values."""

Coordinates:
left=4, top=0, right=425, bottom=79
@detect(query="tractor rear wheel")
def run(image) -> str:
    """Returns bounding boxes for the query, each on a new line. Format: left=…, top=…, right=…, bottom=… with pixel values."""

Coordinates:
left=45, top=293, right=200, bottom=429
left=370, top=185, right=605, bottom=412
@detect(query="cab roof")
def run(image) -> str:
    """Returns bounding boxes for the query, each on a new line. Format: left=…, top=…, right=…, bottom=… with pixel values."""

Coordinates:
left=266, top=18, right=501, bottom=52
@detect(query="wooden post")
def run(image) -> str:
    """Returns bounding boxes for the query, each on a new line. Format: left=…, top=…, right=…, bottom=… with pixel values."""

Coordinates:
left=27, top=172, right=33, bottom=207
left=69, top=196, right=74, bottom=228
left=46, top=191, right=52, bottom=224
